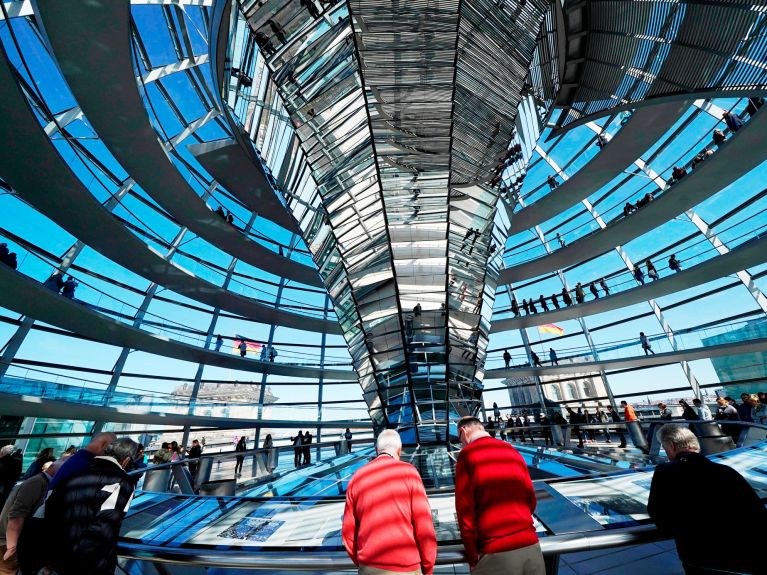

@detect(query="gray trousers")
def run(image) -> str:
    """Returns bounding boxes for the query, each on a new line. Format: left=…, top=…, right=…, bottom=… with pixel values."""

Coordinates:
left=359, top=565, right=422, bottom=575
left=473, top=543, right=545, bottom=575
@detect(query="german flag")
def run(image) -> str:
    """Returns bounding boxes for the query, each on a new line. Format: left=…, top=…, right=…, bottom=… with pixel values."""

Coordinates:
left=538, top=323, right=564, bottom=336
left=233, top=339, right=263, bottom=353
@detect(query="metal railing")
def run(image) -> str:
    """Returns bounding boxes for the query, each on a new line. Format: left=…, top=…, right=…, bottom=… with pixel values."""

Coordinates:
left=117, top=524, right=663, bottom=570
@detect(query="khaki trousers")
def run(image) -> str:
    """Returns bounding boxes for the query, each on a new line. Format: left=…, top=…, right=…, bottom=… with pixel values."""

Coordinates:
left=0, top=546, right=17, bottom=575
left=359, top=565, right=422, bottom=575
left=473, top=543, right=545, bottom=575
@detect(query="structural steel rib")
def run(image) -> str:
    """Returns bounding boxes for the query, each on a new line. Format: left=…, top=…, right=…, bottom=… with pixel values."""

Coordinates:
left=0, top=50, right=339, bottom=334
left=484, top=337, right=767, bottom=379
left=492, top=233, right=767, bottom=332
left=35, top=0, right=322, bottom=287
left=500, top=108, right=767, bottom=283
left=0, top=266, right=355, bottom=380
left=188, top=138, right=301, bottom=234
left=507, top=100, right=690, bottom=234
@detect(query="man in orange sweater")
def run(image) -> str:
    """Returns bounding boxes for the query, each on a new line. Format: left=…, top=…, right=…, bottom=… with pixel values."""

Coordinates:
left=342, top=429, right=436, bottom=574
left=621, top=400, right=638, bottom=422
left=455, top=416, right=544, bottom=574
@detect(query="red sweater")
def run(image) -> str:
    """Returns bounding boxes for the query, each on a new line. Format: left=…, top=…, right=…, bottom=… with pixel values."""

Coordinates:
left=342, top=455, right=437, bottom=573
left=455, top=436, right=538, bottom=566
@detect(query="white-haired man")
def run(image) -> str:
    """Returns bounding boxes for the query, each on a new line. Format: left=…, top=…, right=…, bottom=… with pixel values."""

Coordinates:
left=342, top=429, right=436, bottom=574
left=648, top=424, right=765, bottom=574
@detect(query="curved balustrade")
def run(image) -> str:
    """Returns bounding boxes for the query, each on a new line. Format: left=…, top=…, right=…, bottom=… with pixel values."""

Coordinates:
left=0, top=240, right=345, bottom=362
left=485, top=318, right=767, bottom=377
left=500, top=107, right=767, bottom=282
left=115, top=526, right=663, bottom=570
left=0, top=387, right=371, bottom=430
left=0, top=264, right=356, bottom=380
left=0, top=371, right=370, bottom=422
left=491, top=227, right=767, bottom=332
left=0, top=46, right=338, bottom=333
left=35, top=0, right=322, bottom=287
left=506, top=101, right=690, bottom=234
left=111, top=438, right=767, bottom=570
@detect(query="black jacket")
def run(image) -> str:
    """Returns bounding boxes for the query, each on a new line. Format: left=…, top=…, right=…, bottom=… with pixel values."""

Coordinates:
left=45, top=457, right=135, bottom=575
left=0, top=453, right=22, bottom=505
left=647, top=451, right=765, bottom=573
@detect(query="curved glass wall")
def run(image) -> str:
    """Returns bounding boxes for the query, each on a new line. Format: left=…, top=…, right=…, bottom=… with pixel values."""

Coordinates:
left=0, top=0, right=765, bottom=461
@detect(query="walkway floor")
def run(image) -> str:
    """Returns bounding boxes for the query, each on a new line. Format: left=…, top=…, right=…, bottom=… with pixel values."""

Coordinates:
left=0, top=266, right=353, bottom=380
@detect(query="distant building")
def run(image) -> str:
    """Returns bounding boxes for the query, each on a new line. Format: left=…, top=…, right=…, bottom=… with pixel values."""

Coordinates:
left=152, top=382, right=279, bottom=449
left=173, top=381, right=277, bottom=419
left=504, top=357, right=608, bottom=414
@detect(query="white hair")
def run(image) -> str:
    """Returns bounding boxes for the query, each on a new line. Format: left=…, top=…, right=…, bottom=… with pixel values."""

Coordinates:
left=375, top=429, right=402, bottom=456
left=0, top=445, right=14, bottom=458
left=658, top=424, right=700, bottom=452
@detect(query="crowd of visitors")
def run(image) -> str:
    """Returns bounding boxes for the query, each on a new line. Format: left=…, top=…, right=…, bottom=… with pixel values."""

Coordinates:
left=510, top=253, right=685, bottom=318
left=340, top=420, right=762, bottom=575
left=0, top=433, right=139, bottom=575
left=508, top=103, right=765, bottom=320
left=664, top=101, right=761, bottom=190
left=2, top=405, right=763, bottom=575
left=501, top=330, right=662, bottom=370
left=479, top=392, right=767, bottom=453
left=481, top=404, right=632, bottom=450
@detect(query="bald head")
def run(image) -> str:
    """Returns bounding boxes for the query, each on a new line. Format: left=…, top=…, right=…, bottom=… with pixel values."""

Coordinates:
left=86, top=432, right=117, bottom=456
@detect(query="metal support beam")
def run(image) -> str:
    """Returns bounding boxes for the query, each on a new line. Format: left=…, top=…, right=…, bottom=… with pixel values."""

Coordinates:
left=536, top=145, right=700, bottom=398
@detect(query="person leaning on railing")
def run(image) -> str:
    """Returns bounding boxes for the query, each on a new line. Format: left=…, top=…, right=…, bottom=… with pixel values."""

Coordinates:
left=455, top=416, right=544, bottom=575
left=648, top=424, right=765, bottom=574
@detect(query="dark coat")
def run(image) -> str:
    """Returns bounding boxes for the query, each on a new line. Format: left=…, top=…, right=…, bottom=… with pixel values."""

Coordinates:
left=0, top=453, right=22, bottom=504
left=45, top=457, right=135, bottom=575
left=647, top=451, right=765, bottom=573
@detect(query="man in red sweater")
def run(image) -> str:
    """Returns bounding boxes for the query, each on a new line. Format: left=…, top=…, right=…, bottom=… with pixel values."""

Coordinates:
left=455, top=416, right=544, bottom=574
left=342, top=429, right=436, bottom=574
